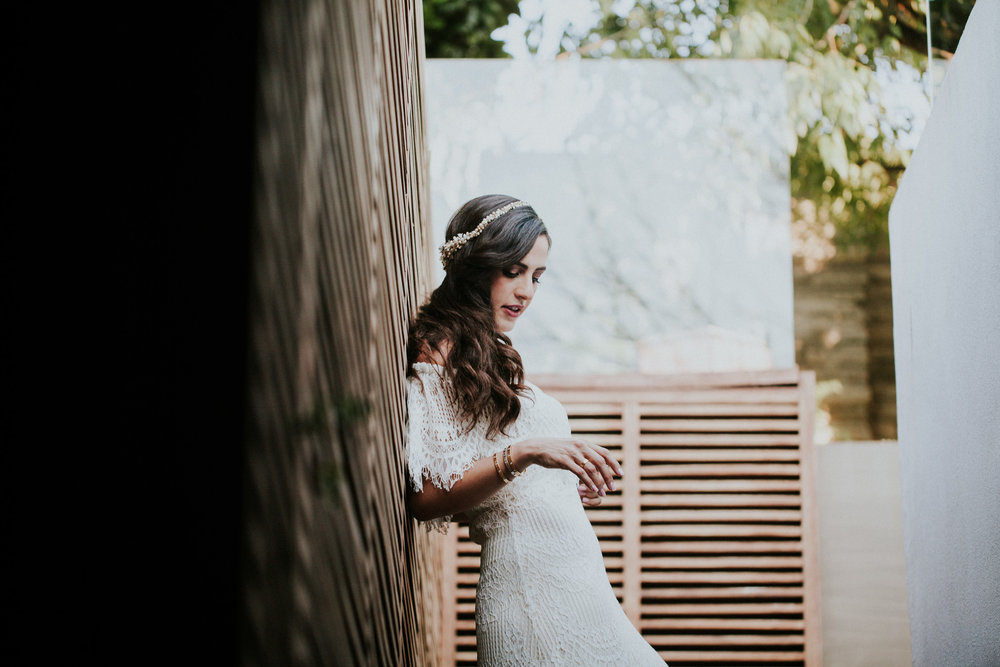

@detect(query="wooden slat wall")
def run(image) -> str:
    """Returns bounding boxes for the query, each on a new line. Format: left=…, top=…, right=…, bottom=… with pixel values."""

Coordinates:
left=242, top=1, right=441, bottom=665
left=444, top=370, right=821, bottom=666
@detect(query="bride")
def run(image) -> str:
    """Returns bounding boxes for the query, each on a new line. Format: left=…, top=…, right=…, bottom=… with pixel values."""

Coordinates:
left=406, top=194, right=665, bottom=665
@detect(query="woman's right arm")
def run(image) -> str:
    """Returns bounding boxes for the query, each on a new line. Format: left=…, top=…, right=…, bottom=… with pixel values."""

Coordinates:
left=409, top=437, right=622, bottom=522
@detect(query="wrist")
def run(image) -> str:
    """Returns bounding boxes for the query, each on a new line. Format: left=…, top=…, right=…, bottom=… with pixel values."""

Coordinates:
left=510, top=441, right=532, bottom=472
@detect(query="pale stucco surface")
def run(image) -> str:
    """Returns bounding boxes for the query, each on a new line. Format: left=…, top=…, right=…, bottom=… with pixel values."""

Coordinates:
left=816, top=442, right=911, bottom=666
left=425, top=59, right=795, bottom=374
left=888, top=0, right=1000, bottom=663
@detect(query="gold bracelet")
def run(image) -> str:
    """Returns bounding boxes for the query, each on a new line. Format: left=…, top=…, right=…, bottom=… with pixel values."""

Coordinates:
left=493, top=451, right=510, bottom=484
left=503, top=445, right=522, bottom=477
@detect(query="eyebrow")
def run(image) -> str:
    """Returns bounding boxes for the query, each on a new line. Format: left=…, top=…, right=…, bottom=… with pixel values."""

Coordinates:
left=513, top=261, right=546, bottom=271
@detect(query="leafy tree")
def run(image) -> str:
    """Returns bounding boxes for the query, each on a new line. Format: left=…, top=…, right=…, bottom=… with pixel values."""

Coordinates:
left=425, top=0, right=975, bottom=255
left=423, top=0, right=520, bottom=57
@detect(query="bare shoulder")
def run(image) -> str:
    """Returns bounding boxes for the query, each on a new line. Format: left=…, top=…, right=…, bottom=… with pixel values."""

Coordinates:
left=415, top=339, right=451, bottom=366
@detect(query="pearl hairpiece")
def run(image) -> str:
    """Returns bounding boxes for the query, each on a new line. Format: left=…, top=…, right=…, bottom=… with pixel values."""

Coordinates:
left=439, top=200, right=531, bottom=269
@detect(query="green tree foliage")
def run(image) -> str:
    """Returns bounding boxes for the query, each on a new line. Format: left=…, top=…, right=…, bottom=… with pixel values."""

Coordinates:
left=574, top=0, right=975, bottom=251
left=423, top=0, right=520, bottom=57
left=425, top=0, right=975, bottom=253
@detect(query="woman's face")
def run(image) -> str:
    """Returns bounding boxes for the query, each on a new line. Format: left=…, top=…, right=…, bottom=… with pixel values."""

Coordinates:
left=490, top=234, right=549, bottom=333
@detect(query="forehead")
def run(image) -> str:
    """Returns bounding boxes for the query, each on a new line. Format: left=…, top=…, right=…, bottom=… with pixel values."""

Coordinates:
left=519, top=235, right=549, bottom=268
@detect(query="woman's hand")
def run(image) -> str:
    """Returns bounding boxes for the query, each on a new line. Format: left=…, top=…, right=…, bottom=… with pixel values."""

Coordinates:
left=513, top=437, right=622, bottom=496
left=578, top=483, right=605, bottom=506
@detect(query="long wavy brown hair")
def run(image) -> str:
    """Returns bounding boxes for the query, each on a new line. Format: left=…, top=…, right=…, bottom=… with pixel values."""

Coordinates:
left=407, top=194, right=550, bottom=438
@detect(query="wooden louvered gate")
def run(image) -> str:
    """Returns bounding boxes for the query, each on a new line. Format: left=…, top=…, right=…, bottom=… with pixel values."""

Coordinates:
left=440, top=369, right=821, bottom=666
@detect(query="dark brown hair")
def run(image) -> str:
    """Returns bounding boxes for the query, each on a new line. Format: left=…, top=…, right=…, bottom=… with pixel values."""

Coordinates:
left=407, top=194, right=550, bottom=438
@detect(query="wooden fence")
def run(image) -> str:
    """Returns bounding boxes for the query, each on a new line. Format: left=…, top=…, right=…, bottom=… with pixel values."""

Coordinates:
left=441, top=369, right=821, bottom=666
left=242, top=1, right=440, bottom=664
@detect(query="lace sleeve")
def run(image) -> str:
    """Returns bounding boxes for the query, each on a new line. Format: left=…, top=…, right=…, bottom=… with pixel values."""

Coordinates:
left=406, top=365, right=481, bottom=531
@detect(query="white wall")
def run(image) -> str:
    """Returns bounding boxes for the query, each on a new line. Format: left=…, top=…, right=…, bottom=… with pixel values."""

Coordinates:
left=426, top=59, right=795, bottom=374
left=888, top=1, right=1000, bottom=664
left=816, top=442, right=911, bottom=666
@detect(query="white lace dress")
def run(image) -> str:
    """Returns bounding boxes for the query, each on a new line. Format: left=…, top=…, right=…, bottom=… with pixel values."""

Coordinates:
left=407, top=362, right=665, bottom=666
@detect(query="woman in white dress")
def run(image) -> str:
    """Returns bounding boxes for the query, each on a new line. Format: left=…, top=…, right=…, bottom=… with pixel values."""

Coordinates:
left=406, top=194, right=665, bottom=665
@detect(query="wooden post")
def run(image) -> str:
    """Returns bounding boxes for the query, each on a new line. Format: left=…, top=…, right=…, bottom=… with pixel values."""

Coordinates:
left=799, top=370, right=824, bottom=666
left=622, top=401, right=642, bottom=627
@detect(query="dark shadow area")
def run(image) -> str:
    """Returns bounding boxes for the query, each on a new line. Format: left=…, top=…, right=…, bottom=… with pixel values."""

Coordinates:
left=87, top=4, right=259, bottom=663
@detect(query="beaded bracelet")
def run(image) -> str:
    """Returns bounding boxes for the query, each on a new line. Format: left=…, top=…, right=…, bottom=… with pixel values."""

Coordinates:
left=503, top=445, right=522, bottom=477
left=493, top=451, right=511, bottom=484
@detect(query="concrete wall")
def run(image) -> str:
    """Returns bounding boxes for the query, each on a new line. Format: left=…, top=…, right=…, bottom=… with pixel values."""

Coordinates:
left=426, top=59, right=796, bottom=374
left=816, top=442, right=911, bottom=666
left=888, top=1, right=1000, bottom=664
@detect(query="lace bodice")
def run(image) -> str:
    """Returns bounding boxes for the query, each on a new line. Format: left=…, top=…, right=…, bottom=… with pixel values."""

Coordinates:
left=406, top=362, right=666, bottom=665
left=406, top=361, right=575, bottom=538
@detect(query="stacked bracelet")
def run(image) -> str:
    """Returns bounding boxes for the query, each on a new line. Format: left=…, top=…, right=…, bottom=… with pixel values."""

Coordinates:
left=503, top=445, right=522, bottom=478
left=493, top=451, right=511, bottom=484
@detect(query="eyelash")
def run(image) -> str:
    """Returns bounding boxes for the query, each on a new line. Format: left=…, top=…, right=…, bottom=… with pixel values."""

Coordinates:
left=503, top=270, right=542, bottom=285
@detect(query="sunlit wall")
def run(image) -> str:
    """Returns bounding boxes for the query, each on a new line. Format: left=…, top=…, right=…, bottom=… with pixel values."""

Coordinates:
left=426, top=59, right=795, bottom=374
left=889, top=0, right=1000, bottom=663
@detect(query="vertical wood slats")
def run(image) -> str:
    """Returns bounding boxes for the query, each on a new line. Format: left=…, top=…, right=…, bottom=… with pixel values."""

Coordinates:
left=243, top=1, right=438, bottom=665
left=443, top=370, right=820, bottom=666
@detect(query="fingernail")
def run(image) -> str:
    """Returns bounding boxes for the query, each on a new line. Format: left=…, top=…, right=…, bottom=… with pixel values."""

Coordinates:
left=609, top=481, right=616, bottom=492
left=599, top=488, right=605, bottom=496
left=616, top=466, right=623, bottom=475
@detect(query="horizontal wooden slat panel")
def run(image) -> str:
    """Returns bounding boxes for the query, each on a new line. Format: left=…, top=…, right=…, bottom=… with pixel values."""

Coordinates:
left=643, top=618, right=805, bottom=631
left=641, top=509, right=802, bottom=523
left=645, top=634, right=804, bottom=646
left=563, top=402, right=624, bottom=415
left=641, top=449, right=802, bottom=462
left=641, top=525, right=803, bottom=538
left=640, top=479, right=802, bottom=493
left=444, top=372, right=819, bottom=665
left=639, top=403, right=801, bottom=417
left=639, top=556, right=804, bottom=569
left=641, top=572, right=804, bottom=585
left=548, top=387, right=802, bottom=405
left=658, top=649, right=805, bottom=662
left=642, top=602, right=804, bottom=616
left=532, top=368, right=802, bottom=389
left=641, top=493, right=802, bottom=507
left=640, top=418, right=800, bottom=432
left=640, top=433, right=802, bottom=446
left=641, top=541, right=803, bottom=555
left=640, top=463, right=800, bottom=478
left=569, top=418, right=625, bottom=431
left=593, top=525, right=627, bottom=538
left=641, top=586, right=805, bottom=600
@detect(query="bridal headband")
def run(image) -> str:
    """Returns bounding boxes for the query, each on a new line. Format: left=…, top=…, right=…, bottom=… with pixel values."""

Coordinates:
left=439, top=200, right=531, bottom=269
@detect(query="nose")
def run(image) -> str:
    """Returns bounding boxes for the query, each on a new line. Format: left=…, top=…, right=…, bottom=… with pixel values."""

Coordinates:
left=513, top=274, right=534, bottom=301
